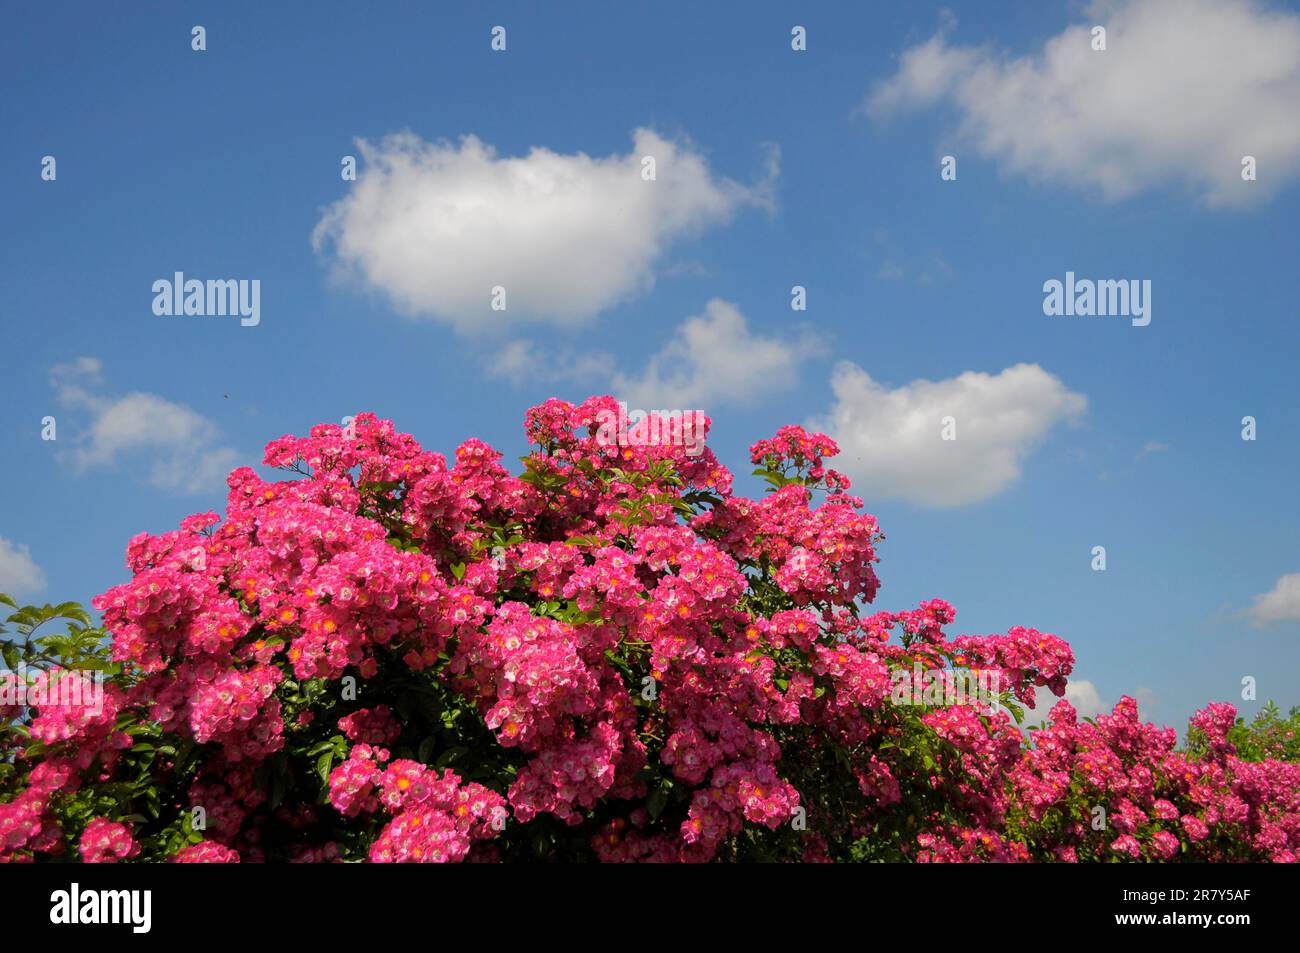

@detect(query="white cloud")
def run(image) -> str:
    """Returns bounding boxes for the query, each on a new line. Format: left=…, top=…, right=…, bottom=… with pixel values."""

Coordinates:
left=810, top=362, right=1085, bottom=506
left=0, top=537, right=46, bottom=598
left=876, top=260, right=905, bottom=281
left=1025, top=680, right=1157, bottom=729
left=1248, top=573, right=1300, bottom=627
left=1027, top=678, right=1108, bottom=725
left=312, top=129, right=777, bottom=330
left=487, top=339, right=614, bottom=387
left=611, top=298, right=822, bottom=410
left=867, top=228, right=954, bottom=284
left=51, top=359, right=240, bottom=495
left=868, top=0, right=1300, bottom=206
left=1136, top=440, right=1169, bottom=460
left=1062, top=679, right=1108, bottom=719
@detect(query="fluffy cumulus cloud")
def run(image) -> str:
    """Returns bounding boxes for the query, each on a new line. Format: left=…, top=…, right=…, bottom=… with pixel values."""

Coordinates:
left=810, top=362, right=1085, bottom=507
left=1027, top=680, right=1157, bottom=726
left=867, top=0, right=1300, bottom=206
left=0, top=537, right=46, bottom=598
left=611, top=298, right=822, bottom=410
left=313, top=129, right=777, bottom=330
left=1027, top=678, right=1110, bottom=725
left=51, top=358, right=240, bottom=495
left=1248, top=573, right=1300, bottom=627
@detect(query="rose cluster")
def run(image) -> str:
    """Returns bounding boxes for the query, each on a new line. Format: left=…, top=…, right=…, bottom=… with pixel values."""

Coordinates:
left=1, top=396, right=1296, bottom=863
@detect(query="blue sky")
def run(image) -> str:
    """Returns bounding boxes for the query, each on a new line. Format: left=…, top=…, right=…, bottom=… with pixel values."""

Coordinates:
left=2, top=0, right=1298, bottom=732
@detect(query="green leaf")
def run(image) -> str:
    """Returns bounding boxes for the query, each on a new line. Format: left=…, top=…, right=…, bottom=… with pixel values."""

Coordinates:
left=647, top=781, right=673, bottom=821
left=269, top=770, right=287, bottom=810
left=532, top=827, right=551, bottom=859
left=435, top=746, right=468, bottom=769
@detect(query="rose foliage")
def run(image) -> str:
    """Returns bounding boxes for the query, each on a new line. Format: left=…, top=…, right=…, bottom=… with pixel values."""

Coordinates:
left=2, top=397, right=1297, bottom=862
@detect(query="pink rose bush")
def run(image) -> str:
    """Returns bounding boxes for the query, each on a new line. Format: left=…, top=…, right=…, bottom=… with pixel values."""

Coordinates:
left=1, top=396, right=1297, bottom=862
